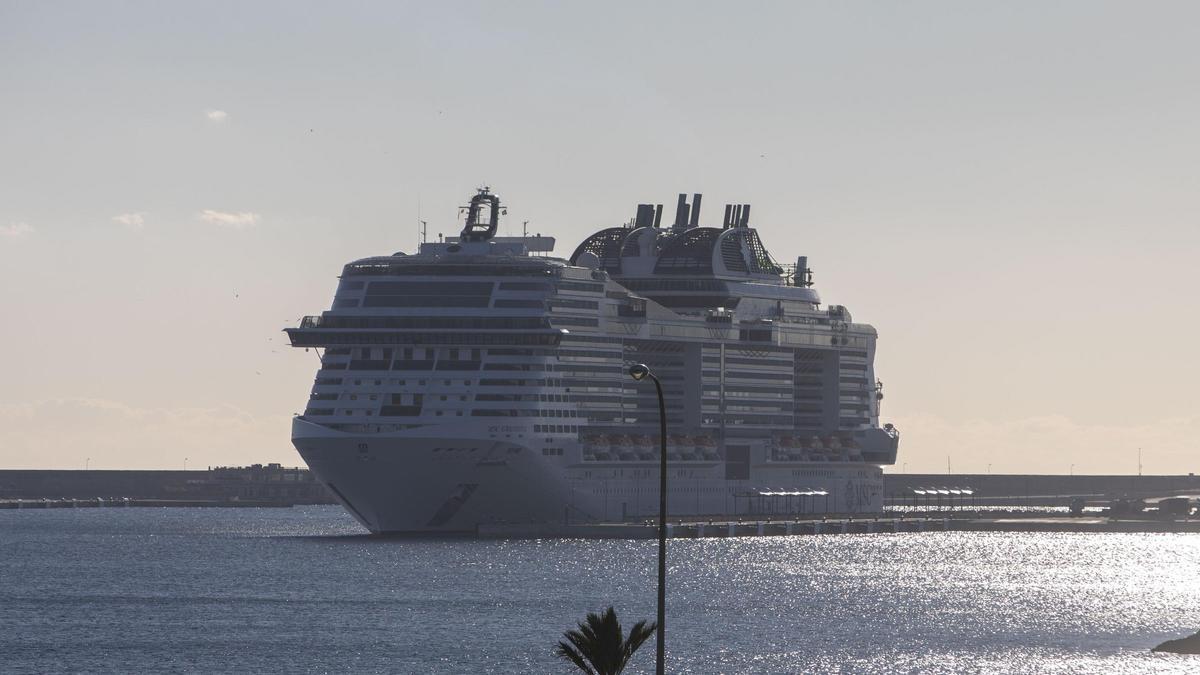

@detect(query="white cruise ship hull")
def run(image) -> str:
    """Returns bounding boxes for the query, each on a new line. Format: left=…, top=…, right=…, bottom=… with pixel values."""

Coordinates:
left=293, top=418, right=572, bottom=533
left=293, top=418, right=884, bottom=534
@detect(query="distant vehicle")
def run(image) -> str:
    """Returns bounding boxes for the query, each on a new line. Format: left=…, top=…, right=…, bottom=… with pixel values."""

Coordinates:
left=1157, top=497, right=1192, bottom=517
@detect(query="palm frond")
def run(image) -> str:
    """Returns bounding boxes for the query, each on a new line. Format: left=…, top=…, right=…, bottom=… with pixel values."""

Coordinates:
left=556, top=607, right=656, bottom=675
left=621, top=619, right=656, bottom=670
left=556, top=640, right=596, bottom=675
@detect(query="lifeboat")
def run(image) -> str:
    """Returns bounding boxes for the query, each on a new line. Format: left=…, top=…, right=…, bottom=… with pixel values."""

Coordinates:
left=808, top=435, right=827, bottom=460
left=827, top=435, right=850, bottom=460
left=634, top=434, right=657, bottom=461
left=610, top=434, right=638, bottom=461
left=780, top=435, right=805, bottom=461
left=581, top=433, right=603, bottom=461
left=695, top=435, right=720, bottom=461
left=666, top=436, right=688, bottom=461
left=772, top=435, right=792, bottom=461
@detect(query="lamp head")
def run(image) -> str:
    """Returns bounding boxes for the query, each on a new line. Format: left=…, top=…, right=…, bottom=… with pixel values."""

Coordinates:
left=628, top=363, right=651, bottom=381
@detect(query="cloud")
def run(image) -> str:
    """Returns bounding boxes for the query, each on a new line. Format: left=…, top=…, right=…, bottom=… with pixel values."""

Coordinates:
left=1, top=222, right=33, bottom=238
left=198, top=209, right=260, bottom=228
left=206, top=109, right=229, bottom=122
left=111, top=212, right=146, bottom=229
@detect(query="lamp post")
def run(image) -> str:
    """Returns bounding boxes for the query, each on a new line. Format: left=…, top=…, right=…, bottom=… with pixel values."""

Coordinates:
left=629, top=363, right=666, bottom=675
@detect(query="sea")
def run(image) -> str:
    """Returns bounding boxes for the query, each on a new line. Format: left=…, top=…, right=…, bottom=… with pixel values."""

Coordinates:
left=1, top=506, right=1198, bottom=674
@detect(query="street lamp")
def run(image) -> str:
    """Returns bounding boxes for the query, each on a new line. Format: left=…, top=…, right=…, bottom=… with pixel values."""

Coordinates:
left=629, top=363, right=667, bottom=675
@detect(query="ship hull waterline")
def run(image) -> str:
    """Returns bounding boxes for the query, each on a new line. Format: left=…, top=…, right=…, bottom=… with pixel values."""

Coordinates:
left=293, top=418, right=884, bottom=535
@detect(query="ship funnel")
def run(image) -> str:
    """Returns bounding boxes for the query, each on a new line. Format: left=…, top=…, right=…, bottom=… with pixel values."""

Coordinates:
left=672, top=194, right=690, bottom=232
left=723, top=203, right=752, bottom=228
left=635, top=204, right=657, bottom=229
left=633, top=203, right=664, bottom=229
left=673, top=193, right=704, bottom=231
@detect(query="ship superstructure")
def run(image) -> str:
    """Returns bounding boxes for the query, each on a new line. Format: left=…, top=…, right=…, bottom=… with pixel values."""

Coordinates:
left=287, top=189, right=898, bottom=533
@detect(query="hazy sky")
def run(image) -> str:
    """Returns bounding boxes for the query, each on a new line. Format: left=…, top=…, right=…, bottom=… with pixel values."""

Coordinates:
left=2, top=1, right=1198, bottom=473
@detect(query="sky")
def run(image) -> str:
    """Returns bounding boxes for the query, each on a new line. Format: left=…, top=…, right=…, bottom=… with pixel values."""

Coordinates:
left=1, top=1, right=1198, bottom=474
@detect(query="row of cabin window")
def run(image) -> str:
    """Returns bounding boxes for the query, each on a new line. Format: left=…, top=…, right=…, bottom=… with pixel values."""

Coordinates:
left=556, top=347, right=624, bottom=357
left=548, top=317, right=600, bottom=327
left=319, top=378, right=473, bottom=387
left=331, top=345, right=546, bottom=358
left=330, top=346, right=547, bottom=357
left=306, top=316, right=550, bottom=330
left=469, top=409, right=578, bottom=418
left=339, top=360, right=556, bottom=373
left=292, top=332, right=561, bottom=346
left=318, top=374, right=569, bottom=389
left=346, top=347, right=480, bottom=360
left=549, top=299, right=600, bottom=310
left=312, top=408, right=594, bottom=419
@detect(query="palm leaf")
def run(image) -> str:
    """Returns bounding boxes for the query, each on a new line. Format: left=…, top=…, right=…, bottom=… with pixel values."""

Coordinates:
left=556, top=639, right=596, bottom=675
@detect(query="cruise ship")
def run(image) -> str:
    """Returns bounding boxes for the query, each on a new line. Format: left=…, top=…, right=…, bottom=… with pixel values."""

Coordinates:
left=286, top=189, right=899, bottom=534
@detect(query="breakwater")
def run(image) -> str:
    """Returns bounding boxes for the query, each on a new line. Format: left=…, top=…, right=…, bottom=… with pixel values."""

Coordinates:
left=0, top=498, right=296, bottom=509
left=885, top=472, right=1200, bottom=507
left=478, top=513, right=1200, bottom=539
left=0, top=465, right=336, bottom=505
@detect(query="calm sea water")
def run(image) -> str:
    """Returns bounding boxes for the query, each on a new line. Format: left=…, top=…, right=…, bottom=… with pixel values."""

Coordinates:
left=2, top=507, right=1198, bottom=674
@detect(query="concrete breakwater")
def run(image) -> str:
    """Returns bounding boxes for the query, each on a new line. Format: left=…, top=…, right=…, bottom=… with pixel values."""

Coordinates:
left=0, top=498, right=295, bottom=509
left=886, top=473, right=1200, bottom=508
left=477, top=515, right=1200, bottom=539
left=479, top=516, right=940, bottom=539
left=0, top=465, right=336, bottom=505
